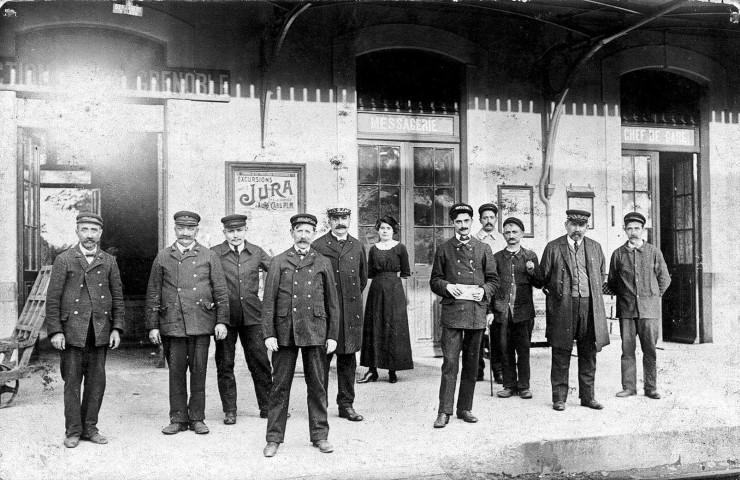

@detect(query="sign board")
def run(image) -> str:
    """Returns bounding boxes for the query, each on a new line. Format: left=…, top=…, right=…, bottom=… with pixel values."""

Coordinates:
left=621, top=126, right=695, bottom=148
left=112, top=2, right=143, bottom=16
left=226, top=163, right=306, bottom=257
left=358, top=113, right=456, bottom=137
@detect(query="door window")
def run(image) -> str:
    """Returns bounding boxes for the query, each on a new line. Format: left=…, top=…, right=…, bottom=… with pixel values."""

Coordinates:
left=357, top=144, right=402, bottom=245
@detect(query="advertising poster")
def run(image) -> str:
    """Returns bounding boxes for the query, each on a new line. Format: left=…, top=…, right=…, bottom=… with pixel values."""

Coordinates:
left=228, top=163, right=306, bottom=257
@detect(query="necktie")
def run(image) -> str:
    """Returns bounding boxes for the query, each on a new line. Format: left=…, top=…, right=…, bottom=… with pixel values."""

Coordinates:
left=460, top=235, right=470, bottom=241
left=84, top=253, right=95, bottom=258
left=574, top=241, right=579, bottom=253
left=182, top=248, right=190, bottom=254
left=233, top=245, right=239, bottom=256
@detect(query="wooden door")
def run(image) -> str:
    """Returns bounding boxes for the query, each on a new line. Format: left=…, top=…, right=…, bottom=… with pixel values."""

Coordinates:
left=357, top=141, right=460, bottom=356
left=659, top=153, right=699, bottom=343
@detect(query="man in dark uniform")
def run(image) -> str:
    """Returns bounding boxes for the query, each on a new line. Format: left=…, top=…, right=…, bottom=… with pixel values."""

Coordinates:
left=261, top=214, right=340, bottom=457
left=476, top=203, right=506, bottom=383
left=607, top=212, right=671, bottom=400
left=430, top=203, right=499, bottom=428
left=146, top=211, right=230, bottom=434
left=491, top=217, right=544, bottom=400
left=541, top=209, right=609, bottom=411
left=312, top=207, right=368, bottom=422
left=212, top=214, right=273, bottom=424
left=46, top=213, right=125, bottom=448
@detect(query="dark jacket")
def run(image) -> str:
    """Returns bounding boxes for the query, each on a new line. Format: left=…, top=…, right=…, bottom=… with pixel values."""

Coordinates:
left=211, top=240, right=272, bottom=326
left=607, top=241, right=671, bottom=319
left=430, top=237, right=499, bottom=329
left=45, top=245, right=125, bottom=348
left=311, top=232, right=368, bottom=354
left=540, top=235, right=609, bottom=351
left=492, top=247, right=544, bottom=323
left=145, top=242, right=230, bottom=337
left=261, top=247, right=340, bottom=347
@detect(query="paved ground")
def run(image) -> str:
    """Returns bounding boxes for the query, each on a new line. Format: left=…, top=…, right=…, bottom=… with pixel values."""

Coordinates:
left=0, top=333, right=738, bottom=480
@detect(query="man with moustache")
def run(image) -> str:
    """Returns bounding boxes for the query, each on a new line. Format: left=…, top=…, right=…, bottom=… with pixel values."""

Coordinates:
left=430, top=203, right=499, bottom=428
left=606, top=212, right=671, bottom=400
left=541, top=210, right=609, bottom=411
left=475, top=203, right=506, bottom=383
left=262, top=214, right=339, bottom=457
left=146, top=211, right=230, bottom=435
left=46, top=213, right=125, bottom=448
left=211, top=214, right=273, bottom=423
left=312, top=207, right=368, bottom=422
left=491, top=217, right=543, bottom=400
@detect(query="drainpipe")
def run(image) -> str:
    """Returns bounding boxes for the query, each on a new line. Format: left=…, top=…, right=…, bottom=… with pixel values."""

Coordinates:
left=538, top=0, right=691, bottom=240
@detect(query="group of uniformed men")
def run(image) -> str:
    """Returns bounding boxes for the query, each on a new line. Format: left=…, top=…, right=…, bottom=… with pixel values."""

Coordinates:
left=45, top=201, right=670, bottom=455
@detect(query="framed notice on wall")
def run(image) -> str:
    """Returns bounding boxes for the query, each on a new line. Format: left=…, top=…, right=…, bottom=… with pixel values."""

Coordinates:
left=497, top=185, right=534, bottom=238
left=226, top=162, right=306, bottom=256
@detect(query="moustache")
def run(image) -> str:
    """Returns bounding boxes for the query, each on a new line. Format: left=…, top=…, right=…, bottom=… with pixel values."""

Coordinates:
left=297, top=238, right=309, bottom=243
left=334, top=224, right=348, bottom=229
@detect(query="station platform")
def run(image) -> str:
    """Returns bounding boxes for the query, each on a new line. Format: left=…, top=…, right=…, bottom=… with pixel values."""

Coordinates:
left=0, top=333, right=737, bottom=480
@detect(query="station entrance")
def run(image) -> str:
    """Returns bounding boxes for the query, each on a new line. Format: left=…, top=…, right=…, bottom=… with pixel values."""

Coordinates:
left=620, top=70, right=702, bottom=343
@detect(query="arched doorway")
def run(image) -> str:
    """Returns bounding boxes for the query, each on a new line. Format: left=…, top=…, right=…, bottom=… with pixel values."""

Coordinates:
left=620, top=69, right=702, bottom=343
left=355, top=49, right=463, bottom=355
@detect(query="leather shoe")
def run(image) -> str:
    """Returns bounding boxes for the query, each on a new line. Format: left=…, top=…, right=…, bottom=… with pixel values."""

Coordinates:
left=338, top=407, right=363, bottom=422
left=263, top=441, right=279, bottom=457
left=645, top=390, right=661, bottom=399
left=357, top=370, right=378, bottom=383
left=494, top=372, right=504, bottom=384
left=518, top=389, right=533, bottom=399
left=224, top=411, right=237, bottom=425
left=388, top=371, right=397, bottom=383
left=189, top=421, right=210, bottom=434
left=312, top=439, right=334, bottom=453
left=63, top=435, right=80, bottom=448
left=553, top=401, right=566, bottom=411
left=581, top=399, right=604, bottom=410
left=82, top=433, right=108, bottom=444
left=616, top=389, right=637, bottom=398
left=496, top=388, right=517, bottom=398
left=161, top=422, right=188, bottom=435
left=456, top=410, right=478, bottom=423
left=433, top=413, right=450, bottom=428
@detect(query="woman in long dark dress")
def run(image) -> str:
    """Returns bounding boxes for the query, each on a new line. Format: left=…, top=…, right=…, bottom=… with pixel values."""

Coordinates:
left=357, top=215, right=413, bottom=384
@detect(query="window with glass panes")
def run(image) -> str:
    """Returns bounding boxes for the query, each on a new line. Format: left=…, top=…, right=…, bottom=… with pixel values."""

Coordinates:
left=412, top=146, right=456, bottom=265
left=622, top=153, right=653, bottom=240
left=358, top=145, right=402, bottom=246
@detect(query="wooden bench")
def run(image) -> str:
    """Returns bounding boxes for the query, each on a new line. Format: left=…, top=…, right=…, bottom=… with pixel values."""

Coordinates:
left=0, top=265, right=52, bottom=408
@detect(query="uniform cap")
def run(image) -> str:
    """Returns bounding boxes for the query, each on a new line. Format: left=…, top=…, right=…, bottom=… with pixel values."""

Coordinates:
left=327, top=207, right=351, bottom=217
left=221, top=214, right=248, bottom=229
left=76, top=212, right=103, bottom=227
left=566, top=209, right=591, bottom=225
left=449, top=203, right=474, bottom=221
left=478, top=203, right=499, bottom=216
left=174, top=211, right=201, bottom=226
left=502, top=217, right=525, bottom=232
left=290, top=213, right=318, bottom=227
left=623, top=211, right=646, bottom=226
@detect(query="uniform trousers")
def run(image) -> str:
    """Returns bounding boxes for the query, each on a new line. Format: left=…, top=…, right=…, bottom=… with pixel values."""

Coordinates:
left=60, top=322, right=107, bottom=438
left=267, top=345, right=329, bottom=443
left=499, top=312, right=535, bottom=390
left=619, top=317, right=659, bottom=392
left=438, top=327, right=483, bottom=414
left=550, top=296, right=597, bottom=402
left=324, top=352, right=356, bottom=409
left=215, top=324, right=273, bottom=414
left=163, top=335, right=209, bottom=423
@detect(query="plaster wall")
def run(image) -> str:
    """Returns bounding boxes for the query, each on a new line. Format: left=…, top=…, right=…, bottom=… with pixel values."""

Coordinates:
left=0, top=91, right=18, bottom=335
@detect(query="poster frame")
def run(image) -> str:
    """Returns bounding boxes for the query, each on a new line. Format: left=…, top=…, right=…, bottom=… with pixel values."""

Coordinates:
left=497, top=185, right=535, bottom=238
